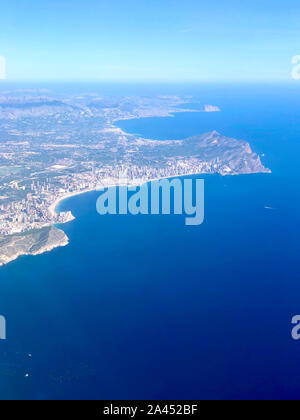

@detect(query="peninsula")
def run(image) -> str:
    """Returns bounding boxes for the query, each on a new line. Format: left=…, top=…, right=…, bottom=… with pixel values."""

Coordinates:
left=0, top=91, right=270, bottom=266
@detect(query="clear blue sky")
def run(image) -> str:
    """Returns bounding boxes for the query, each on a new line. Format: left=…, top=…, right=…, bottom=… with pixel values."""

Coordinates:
left=1, top=0, right=299, bottom=82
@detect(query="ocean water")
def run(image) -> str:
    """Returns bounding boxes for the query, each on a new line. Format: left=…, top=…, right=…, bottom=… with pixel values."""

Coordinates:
left=0, top=83, right=300, bottom=400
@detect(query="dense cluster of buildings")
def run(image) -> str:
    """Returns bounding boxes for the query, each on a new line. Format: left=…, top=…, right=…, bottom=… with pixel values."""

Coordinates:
left=0, top=158, right=211, bottom=236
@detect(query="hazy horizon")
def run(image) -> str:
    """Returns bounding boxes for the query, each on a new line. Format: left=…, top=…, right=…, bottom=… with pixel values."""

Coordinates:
left=1, top=0, right=299, bottom=83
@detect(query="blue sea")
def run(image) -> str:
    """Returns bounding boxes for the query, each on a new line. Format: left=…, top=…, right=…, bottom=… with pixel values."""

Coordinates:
left=0, top=83, right=300, bottom=400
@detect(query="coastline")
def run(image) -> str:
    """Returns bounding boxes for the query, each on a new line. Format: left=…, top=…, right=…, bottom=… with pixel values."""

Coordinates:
left=48, top=168, right=271, bottom=219
left=49, top=187, right=97, bottom=218
left=2, top=168, right=271, bottom=269
left=0, top=226, right=69, bottom=268
left=49, top=113, right=271, bottom=219
left=48, top=172, right=205, bottom=218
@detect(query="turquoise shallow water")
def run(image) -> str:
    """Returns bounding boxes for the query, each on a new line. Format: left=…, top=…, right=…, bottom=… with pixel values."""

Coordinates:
left=0, top=84, right=300, bottom=399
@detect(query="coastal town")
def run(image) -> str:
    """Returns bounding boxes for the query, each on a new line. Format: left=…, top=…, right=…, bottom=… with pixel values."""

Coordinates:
left=0, top=90, right=269, bottom=262
left=0, top=158, right=238, bottom=236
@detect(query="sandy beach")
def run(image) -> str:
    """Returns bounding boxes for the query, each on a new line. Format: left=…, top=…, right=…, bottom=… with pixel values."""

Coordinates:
left=48, top=188, right=98, bottom=218
left=47, top=172, right=205, bottom=218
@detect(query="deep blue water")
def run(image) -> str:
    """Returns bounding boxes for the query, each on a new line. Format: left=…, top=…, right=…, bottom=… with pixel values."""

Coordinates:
left=0, top=84, right=300, bottom=400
